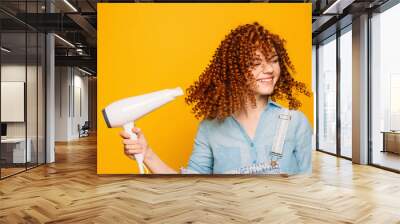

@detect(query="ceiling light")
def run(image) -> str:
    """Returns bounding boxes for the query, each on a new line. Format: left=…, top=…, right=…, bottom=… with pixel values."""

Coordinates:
left=78, top=67, right=93, bottom=76
left=1, top=47, right=11, bottom=53
left=54, top=34, right=75, bottom=48
left=63, top=0, right=78, bottom=12
left=323, top=0, right=355, bottom=15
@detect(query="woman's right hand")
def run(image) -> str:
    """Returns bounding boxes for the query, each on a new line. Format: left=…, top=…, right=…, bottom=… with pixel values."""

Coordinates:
left=119, top=127, right=152, bottom=161
left=119, top=127, right=178, bottom=174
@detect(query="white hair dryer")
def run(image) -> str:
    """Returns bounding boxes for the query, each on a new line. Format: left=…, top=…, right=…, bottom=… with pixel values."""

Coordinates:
left=102, top=87, right=184, bottom=174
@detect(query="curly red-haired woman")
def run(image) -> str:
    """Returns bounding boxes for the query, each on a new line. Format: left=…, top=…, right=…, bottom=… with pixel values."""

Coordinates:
left=120, top=22, right=312, bottom=175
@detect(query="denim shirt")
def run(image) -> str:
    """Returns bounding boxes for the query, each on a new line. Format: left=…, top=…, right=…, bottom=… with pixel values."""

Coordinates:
left=183, top=100, right=312, bottom=175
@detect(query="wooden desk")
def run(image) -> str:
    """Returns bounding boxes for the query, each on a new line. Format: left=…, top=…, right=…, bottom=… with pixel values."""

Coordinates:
left=381, top=131, right=400, bottom=154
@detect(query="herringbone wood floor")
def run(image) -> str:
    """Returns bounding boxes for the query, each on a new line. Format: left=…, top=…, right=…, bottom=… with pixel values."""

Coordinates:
left=1, top=134, right=400, bottom=224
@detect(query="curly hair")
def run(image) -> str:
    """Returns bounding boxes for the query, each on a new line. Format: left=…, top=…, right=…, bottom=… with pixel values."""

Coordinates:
left=185, top=22, right=311, bottom=121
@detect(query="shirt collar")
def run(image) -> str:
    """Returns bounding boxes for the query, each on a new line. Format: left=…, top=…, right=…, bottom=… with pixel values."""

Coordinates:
left=230, top=98, right=282, bottom=120
left=264, top=98, right=282, bottom=111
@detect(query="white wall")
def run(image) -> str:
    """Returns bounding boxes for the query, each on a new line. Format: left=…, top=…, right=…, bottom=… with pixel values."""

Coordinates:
left=54, top=67, right=89, bottom=141
left=70, top=72, right=89, bottom=139
left=55, top=67, right=69, bottom=141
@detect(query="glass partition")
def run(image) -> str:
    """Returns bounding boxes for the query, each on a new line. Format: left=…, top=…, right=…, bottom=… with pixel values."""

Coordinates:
left=1, top=30, right=28, bottom=177
left=0, top=1, right=46, bottom=179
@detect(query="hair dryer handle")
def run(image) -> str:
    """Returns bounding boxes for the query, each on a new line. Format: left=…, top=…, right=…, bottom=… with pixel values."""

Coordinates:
left=123, top=122, right=145, bottom=174
left=123, top=122, right=138, bottom=141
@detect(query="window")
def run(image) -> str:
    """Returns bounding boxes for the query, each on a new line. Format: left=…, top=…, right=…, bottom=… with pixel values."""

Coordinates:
left=339, top=28, right=352, bottom=158
left=371, top=2, right=400, bottom=171
left=317, top=35, right=337, bottom=154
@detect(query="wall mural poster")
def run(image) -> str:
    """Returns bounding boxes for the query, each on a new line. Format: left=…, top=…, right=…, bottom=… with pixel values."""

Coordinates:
left=98, top=3, right=313, bottom=175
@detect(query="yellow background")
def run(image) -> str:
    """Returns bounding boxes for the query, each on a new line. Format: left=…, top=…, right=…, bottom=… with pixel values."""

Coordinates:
left=98, top=3, right=312, bottom=174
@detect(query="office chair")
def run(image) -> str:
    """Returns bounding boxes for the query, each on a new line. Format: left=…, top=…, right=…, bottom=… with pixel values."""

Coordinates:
left=79, top=121, right=90, bottom=138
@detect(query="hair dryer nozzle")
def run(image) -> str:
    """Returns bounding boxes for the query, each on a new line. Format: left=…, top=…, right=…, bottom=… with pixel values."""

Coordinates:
left=171, top=87, right=184, bottom=97
left=102, top=109, right=112, bottom=128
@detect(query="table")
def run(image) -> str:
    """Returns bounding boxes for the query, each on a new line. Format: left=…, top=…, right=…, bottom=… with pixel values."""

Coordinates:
left=381, top=131, right=400, bottom=154
left=1, top=138, right=32, bottom=163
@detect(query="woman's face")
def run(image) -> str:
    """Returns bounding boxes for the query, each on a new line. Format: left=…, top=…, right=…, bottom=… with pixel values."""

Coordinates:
left=249, top=49, right=280, bottom=96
